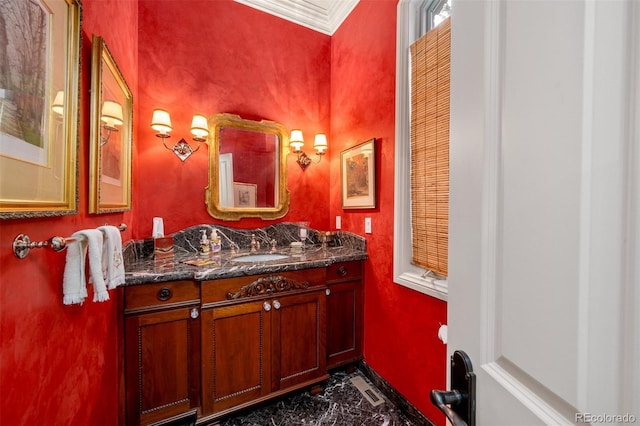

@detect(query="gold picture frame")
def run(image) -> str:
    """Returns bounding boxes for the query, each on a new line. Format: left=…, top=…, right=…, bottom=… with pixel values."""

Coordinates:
left=341, top=138, right=377, bottom=209
left=89, top=35, right=133, bottom=213
left=0, top=0, right=82, bottom=218
left=233, top=182, right=257, bottom=208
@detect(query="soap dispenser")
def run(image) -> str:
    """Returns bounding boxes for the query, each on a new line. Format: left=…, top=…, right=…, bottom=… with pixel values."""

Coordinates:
left=200, top=230, right=210, bottom=255
left=210, top=229, right=221, bottom=253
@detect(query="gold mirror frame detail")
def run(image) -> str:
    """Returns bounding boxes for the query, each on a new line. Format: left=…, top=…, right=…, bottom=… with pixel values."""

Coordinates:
left=0, top=0, right=82, bottom=218
left=206, top=113, right=290, bottom=221
left=89, top=35, right=133, bottom=213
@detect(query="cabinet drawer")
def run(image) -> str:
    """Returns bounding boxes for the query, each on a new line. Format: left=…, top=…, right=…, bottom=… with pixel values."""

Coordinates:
left=124, top=281, right=200, bottom=312
left=327, top=261, right=362, bottom=282
left=202, top=268, right=326, bottom=304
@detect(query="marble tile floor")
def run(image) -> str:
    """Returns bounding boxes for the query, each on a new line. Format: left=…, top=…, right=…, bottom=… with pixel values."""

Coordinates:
left=219, top=369, right=419, bottom=426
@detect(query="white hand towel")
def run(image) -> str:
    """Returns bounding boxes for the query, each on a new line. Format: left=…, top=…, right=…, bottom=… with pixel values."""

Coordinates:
left=63, top=229, right=109, bottom=305
left=97, top=225, right=125, bottom=289
left=62, top=234, right=88, bottom=305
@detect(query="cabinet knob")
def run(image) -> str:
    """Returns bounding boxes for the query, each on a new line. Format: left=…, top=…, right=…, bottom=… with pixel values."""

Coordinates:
left=337, top=266, right=348, bottom=276
left=263, top=301, right=272, bottom=312
left=190, top=307, right=199, bottom=319
left=272, top=300, right=281, bottom=310
left=326, top=288, right=331, bottom=296
left=157, top=287, right=172, bottom=301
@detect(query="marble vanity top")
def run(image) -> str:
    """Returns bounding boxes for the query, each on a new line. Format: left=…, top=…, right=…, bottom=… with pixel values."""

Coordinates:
left=123, top=223, right=368, bottom=285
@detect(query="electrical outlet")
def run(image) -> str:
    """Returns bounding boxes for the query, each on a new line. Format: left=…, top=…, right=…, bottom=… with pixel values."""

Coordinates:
left=336, top=216, right=342, bottom=229
left=365, top=217, right=372, bottom=234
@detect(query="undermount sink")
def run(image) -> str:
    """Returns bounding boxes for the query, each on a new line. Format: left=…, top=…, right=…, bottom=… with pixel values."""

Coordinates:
left=230, top=253, right=289, bottom=262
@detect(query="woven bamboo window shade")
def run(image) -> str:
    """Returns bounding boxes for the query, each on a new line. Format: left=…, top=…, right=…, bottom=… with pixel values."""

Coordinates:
left=410, top=17, right=450, bottom=276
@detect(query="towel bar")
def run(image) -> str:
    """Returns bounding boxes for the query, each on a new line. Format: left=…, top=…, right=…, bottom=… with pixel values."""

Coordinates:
left=12, top=224, right=127, bottom=259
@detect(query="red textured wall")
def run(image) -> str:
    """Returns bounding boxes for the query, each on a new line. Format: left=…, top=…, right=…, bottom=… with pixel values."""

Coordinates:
left=1, top=1, right=447, bottom=424
left=329, top=1, right=448, bottom=423
left=136, top=0, right=332, bottom=234
left=0, top=1, right=138, bottom=425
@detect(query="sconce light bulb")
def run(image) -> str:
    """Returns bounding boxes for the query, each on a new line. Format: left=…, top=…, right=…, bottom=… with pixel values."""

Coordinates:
left=101, top=101, right=124, bottom=128
left=190, top=114, right=209, bottom=141
left=151, top=109, right=173, bottom=136
left=313, top=133, right=328, bottom=155
left=290, top=129, right=304, bottom=152
left=52, top=91, right=64, bottom=116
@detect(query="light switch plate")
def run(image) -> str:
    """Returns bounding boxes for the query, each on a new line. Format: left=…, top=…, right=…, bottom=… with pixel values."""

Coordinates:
left=365, top=217, right=372, bottom=234
left=336, top=216, right=342, bottom=229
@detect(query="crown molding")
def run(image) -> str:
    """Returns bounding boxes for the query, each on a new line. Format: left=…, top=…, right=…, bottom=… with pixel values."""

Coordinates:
left=234, top=0, right=359, bottom=35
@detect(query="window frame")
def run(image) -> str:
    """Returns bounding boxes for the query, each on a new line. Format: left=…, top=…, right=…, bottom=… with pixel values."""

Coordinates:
left=393, top=0, right=448, bottom=301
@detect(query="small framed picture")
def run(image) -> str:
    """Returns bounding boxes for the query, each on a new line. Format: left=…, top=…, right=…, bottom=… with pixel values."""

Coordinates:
left=341, top=138, right=376, bottom=209
left=233, top=182, right=257, bottom=208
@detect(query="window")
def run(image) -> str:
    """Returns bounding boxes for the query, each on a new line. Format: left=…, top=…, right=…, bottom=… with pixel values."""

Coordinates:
left=394, top=0, right=451, bottom=300
left=423, top=0, right=451, bottom=31
left=410, top=16, right=450, bottom=277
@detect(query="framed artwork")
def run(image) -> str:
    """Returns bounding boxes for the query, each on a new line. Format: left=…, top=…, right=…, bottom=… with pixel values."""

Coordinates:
left=341, top=138, right=376, bottom=209
left=233, top=182, right=257, bottom=208
left=89, top=35, right=133, bottom=213
left=0, top=0, right=82, bottom=218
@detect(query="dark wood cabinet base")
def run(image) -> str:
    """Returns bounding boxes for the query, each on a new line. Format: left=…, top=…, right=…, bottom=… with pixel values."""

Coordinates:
left=121, top=261, right=363, bottom=426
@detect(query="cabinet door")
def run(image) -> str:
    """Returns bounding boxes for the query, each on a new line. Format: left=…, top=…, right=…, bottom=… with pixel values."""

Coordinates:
left=326, top=281, right=363, bottom=369
left=201, top=300, right=272, bottom=414
left=271, top=290, right=326, bottom=391
left=125, top=306, right=200, bottom=426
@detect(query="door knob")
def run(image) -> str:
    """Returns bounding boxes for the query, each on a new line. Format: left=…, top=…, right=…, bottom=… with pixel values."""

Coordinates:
left=272, top=300, right=281, bottom=310
left=431, top=390, right=466, bottom=426
left=263, top=301, right=271, bottom=311
left=430, top=350, right=475, bottom=426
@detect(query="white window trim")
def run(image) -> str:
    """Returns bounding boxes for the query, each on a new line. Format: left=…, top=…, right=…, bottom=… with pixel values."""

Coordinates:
left=393, top=0, right=448, bottom=301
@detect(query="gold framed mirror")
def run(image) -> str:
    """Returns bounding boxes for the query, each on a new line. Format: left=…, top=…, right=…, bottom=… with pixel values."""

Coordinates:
left=88, top=35, right=132, bottom=213
left=206, top=113, right=290, bottom=220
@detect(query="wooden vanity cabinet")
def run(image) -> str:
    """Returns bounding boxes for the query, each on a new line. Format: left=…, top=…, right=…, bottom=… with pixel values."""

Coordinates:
left=199, top=269, right=328, bottom=420
left=326, top=261, right=364, bottom=370
left=271, top=289, right=327, bottom=391
left=200, top=299, right=271, bottom=414
left=122, top=281, right=201, bottom=426
left=120, top=261, right=365, bottom=425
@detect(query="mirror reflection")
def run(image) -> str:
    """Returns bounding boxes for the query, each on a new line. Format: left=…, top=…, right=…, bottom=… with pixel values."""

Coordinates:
left=206, top=113, right=290, bottom=220
left=218, top=127, right=278, bottom=208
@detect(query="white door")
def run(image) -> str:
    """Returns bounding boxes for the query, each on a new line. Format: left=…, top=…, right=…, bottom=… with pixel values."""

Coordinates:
left=447, top=1, right=639, bottom=424
left=219, top=153, right=234, bottom=207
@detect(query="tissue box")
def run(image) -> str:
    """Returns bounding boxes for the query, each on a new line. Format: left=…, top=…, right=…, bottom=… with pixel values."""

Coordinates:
left=154, top=237, right=174, bottom=260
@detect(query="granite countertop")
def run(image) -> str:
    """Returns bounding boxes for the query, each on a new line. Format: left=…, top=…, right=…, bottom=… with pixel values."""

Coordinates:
left=124, top=245, right=368, bottom=285
left=123, top=223, right=368, bottom=285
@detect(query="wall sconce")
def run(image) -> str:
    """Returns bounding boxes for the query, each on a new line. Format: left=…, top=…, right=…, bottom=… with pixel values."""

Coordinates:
left=290, top=130, right=328, bottom=171
left=52, top=91, right=64, bottom=116
left=100, top=100, right=123, bottom=145
left=151, top=109, right=208, bottom=161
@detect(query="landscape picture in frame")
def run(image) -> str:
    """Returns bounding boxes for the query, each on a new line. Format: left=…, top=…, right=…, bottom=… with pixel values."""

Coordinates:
left=0, top=0, right=82, bottom=218
left=341, top=138, right=376, bottom=209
